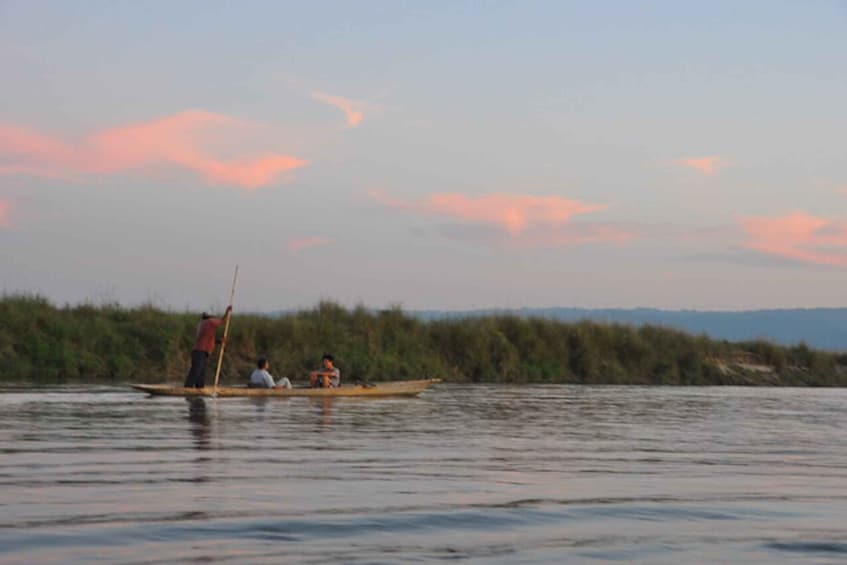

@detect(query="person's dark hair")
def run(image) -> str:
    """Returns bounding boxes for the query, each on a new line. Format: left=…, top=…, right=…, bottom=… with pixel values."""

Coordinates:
left=201, top=312, right=211, bottom=320
left=257, top=357, right=268, bottom=369
left=322, top=353, right=334, bottom=362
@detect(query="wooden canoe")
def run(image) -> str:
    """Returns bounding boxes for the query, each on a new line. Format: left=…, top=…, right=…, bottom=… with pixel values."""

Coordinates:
left=131, top=378, right=441, bottom=398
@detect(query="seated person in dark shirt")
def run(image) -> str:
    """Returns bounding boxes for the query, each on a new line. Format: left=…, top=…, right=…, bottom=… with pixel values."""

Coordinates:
left=309, top=353, right=341, bottom=388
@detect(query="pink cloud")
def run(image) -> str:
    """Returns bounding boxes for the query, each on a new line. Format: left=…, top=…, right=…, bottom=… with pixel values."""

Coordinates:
left=0, top=110, right=308, bottom=189
left=741, top=211, right=847, bottom=266
left=372, top=191, right=631, bottom=247
left=373, top=192, right=605, bottom=234
left=312, top=92, right=364, bottom=127
left=673, top=156, right=730, bottom=175
left=288, top=236, right=334, bottom=253
left=0, top=199, right=9, bottom=228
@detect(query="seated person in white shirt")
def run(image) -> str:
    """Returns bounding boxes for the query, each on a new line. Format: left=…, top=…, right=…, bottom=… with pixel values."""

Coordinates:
left=249, top=357, right=292, bottom=389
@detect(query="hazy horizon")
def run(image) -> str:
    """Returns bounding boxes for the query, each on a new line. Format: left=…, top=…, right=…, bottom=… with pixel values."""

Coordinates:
left=6, top=289, right=847, bottom=316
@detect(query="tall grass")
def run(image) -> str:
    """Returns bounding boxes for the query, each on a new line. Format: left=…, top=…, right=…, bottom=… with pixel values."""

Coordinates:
left=1, top=294, right=844, bottom=385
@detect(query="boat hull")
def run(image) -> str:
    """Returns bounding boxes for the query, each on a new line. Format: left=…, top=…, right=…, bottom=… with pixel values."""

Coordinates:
left=131, top=378, right=441, bottom=398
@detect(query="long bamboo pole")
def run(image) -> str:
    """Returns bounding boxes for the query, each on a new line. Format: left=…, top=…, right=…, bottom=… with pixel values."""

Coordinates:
left=213, top=265, right=238, bottom=392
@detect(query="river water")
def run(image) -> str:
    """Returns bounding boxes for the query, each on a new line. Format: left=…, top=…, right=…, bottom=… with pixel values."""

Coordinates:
left=1, top=384, right=846, bottom=564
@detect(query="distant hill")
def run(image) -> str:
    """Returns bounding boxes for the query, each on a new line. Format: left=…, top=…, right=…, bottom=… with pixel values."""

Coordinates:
left=411, top=308, right=847, bottom=352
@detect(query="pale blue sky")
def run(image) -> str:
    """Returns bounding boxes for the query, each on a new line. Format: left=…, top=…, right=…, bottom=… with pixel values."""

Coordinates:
left=1, top=1, right=845, bottom=311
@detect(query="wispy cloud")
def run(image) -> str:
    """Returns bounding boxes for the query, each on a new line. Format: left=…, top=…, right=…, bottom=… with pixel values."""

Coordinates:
left=312, top=92, right=365, bottom=127
left=438, top=221, right=633, bottom=247
left=288, top=236, right=334, bottom=253
left=372, top=191, right=631, bottom=247
left=0, top=110, right=308, bottom=189
left=373, top=192, right=604, bottom=234
left=0, top=199, right=9, bottom=228
left=672, top=156, right=731, bottom=175
left=740, top=211, right=847, bottom=266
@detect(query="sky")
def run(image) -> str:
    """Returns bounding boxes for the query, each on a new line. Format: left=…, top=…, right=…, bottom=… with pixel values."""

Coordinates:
left=1, top=1, right=846, bottom=312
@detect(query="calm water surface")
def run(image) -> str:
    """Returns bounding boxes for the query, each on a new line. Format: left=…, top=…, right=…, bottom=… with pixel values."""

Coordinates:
left=2, top=384, right=847, bottom=564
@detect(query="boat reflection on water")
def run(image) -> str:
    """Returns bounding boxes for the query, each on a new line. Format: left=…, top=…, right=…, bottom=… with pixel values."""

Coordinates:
left=185, top=398, right=210, bottom=452
left=249, top=396, right=270, bottom=414
left=310, top=397, right=335, bottom=429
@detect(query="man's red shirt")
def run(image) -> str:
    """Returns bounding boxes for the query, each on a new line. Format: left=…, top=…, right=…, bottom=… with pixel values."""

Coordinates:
left=193, top=318, right=223, bottom=353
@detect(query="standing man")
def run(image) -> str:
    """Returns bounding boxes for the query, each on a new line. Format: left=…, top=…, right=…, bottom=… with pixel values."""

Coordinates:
left=309, top=353, right=341, bottom=388
left=184, top=305, right=232, bottom=388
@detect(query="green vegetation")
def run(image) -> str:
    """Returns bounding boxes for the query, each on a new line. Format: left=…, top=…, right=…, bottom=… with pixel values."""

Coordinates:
left=2, top=294, right=846, bottom=386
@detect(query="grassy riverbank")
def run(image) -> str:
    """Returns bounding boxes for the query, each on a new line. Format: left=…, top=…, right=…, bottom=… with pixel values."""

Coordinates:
left=2, top=294, right=845, bottom=385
